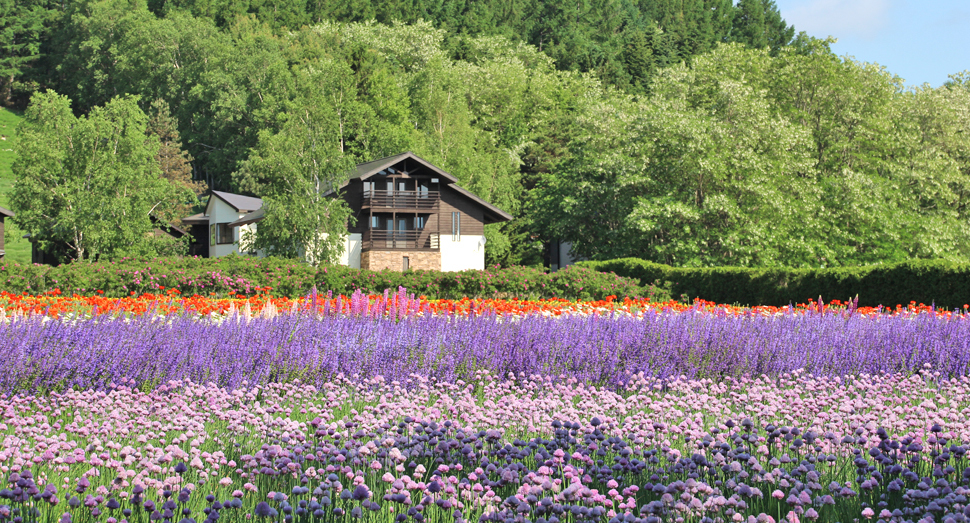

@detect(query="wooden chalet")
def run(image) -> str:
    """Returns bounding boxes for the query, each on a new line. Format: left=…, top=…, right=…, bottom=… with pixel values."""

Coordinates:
left=224, top=152, right=513, bottom=271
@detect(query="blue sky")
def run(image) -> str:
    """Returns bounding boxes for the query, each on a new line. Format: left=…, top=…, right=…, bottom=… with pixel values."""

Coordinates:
left=774, top=0, right=969, bottom=87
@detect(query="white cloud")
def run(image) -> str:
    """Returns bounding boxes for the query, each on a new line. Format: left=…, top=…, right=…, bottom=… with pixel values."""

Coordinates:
left=781, top=0, right=892, bottom=40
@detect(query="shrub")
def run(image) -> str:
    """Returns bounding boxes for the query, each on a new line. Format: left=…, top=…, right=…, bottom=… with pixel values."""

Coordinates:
left=577, top=257, right=970, bottom=308
left=0, top=255, right=669, bottom=301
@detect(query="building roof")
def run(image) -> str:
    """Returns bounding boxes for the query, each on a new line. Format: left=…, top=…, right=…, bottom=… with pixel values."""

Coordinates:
left=0, top=206, right=14, bottom=218
left=347, top=152, right=510, bottom=222
left=228, top=153, right=513, bottom=227
left=450, top=185, right=513, bottom=223
left=349, top=151, right=459, bottom=184
left=182, top=212, right=208, bottom=225
left=210, top=191, right=263, bottom=212
left=229, top=208, right=264, bottom=228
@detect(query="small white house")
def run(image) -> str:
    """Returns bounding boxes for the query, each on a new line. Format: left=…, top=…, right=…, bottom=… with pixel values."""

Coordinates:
left=183, top=191, right=263, bottom=258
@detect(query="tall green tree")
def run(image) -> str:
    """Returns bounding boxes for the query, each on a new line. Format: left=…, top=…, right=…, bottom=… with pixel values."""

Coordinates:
left=730, top=0, right=766, bottom=49
left=622, top=22, right=674, bottom=92
left=0, top=0, right=58, bottom=104
left=147, top=98, right=207, bottom=226
left=233, top=59, right=383, bottom=264
left=234, top=107, right=355, bottom=264
left=761, top=0, right=793, bottom=52
left=11, top=91, right=189, bottom=261
left=706, top=0, right=734, bottom=43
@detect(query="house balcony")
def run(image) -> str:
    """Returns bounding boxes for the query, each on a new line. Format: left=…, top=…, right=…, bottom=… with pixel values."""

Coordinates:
left=362, top=230, right=440, bottom=251
left=363, top=190, right=439, bottom=210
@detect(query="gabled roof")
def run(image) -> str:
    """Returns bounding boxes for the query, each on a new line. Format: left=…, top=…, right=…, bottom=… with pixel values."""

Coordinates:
left=210, top=191, right=263, bottom=212
left=347, top=152, right=511, bottom=222
left=149, top=214, right=189, bottom=237
left=229, top=208, right=264, bottom=227
left=227, top=153, right=513, bottom=227
left=450, top=185, right=513, bottom=223
left=0, top=206, right=14, bottom=218
left=348, top=152, right=459, bottom=184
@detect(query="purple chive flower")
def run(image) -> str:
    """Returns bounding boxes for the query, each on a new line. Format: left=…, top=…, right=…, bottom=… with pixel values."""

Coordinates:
left=254, top=502, right=273, bottom=517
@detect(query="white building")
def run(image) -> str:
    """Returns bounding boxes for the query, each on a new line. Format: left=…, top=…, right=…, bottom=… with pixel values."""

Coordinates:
left=183, top=191, right=263, bottom=258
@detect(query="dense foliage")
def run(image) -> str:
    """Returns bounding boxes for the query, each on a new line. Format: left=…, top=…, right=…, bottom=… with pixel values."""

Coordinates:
left=535, top=42, right=970, bottom=267
left=578, top=257, right=970, bottom=309
left=0, top=255, right=661, bottom=301
left=4, top=0, right=793, bottom=100
left=11, top=91, right=194, bottom=261
left=3, top=0, right=969, bottom=268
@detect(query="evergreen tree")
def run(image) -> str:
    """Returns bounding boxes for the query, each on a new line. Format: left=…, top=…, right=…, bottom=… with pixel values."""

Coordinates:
left=653, top=0, right=687, bottom=59
left=622, top=22, right=673, bottom=92
left=731, top=0, right=766, bottom=49
left=683, top=0, right=713, bottom=56
left=146, top=98, right=207, bottom=226
left=0, top=0, right=57, bottom=104
left=762, top=0, right=794, bottom=53
left=706, top=0, right=734, bottom=43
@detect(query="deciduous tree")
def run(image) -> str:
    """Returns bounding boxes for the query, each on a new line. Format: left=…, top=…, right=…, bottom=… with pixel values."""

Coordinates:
left=11, top=91, right=189, bottom=261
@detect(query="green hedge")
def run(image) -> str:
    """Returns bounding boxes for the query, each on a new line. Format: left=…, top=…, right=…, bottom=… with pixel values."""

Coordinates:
left=577, top=258, right=970, bottom=309
left=0, top=255, right=671, bottom=302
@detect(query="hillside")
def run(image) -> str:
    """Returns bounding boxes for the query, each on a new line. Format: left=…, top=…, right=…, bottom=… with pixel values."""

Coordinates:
left=0, top=107, right=28, bottom=264
left=1, top=1, right=968, bottom=268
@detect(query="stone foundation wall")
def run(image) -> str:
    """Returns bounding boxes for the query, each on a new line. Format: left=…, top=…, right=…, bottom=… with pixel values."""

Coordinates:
left=361, top=250, right=441, bottom=271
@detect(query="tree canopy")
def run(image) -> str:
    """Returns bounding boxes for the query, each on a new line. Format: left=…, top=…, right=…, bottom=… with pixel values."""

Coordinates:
left=11, top=91, right=191, bottom=261
left=4, top=0, right=970, bottom=268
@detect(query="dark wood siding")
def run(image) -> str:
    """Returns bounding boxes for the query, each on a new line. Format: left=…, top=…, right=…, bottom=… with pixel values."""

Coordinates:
left=439, top=186, right=485, bottom=236
left=342, top=180, right=369, bottom=234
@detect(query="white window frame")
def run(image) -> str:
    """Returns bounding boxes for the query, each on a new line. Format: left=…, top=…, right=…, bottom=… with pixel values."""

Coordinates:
left=451, top=212, right=460, bottom=241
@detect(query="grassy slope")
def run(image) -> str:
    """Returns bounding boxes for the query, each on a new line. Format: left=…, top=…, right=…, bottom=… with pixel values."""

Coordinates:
left=0, top=107, right=30, bottom=263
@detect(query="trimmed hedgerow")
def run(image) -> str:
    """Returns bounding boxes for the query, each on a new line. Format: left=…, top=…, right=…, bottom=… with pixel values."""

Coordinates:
left=0, top=255, right=670, bottom=301
left=577, top=257, right=970, bottom=309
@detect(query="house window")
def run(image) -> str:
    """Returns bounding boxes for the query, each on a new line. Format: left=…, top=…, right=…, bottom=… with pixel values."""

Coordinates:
left=210, top=224, right=216, bottom=246
left=451, top=212, right=460, bottom=241
left=217, top=223, right=235, bottom=244
left=415, top=216, right=426, bottom=230
left=402, top=256, right=410, bottom=271
left=363, top=181, right=375, bottom=196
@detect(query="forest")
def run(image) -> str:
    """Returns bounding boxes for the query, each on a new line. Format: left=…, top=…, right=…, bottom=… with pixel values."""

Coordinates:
left=2, top=0, right=969, bottom=267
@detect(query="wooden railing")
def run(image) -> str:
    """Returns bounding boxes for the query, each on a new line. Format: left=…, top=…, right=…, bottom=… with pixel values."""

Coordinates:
left=363, top=230, right=440, bottom=250
left=363, top=190, right=439, bottom=209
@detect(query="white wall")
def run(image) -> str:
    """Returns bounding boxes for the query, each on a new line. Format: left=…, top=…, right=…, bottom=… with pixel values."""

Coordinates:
left=342, top=233, right=361, bottom=269
left=440, top=234, right=485, bottom=272
left=237, top=225, right=263, bottom=257
left=208, top=198, right=238, bottom=258
left=207, top=198, right=256, bottom=257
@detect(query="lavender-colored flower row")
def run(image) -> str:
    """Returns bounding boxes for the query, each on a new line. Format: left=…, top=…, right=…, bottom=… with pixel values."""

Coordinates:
left=2, top=309, right=970, bottom=394
left=2, top=374, right=970, bottom=523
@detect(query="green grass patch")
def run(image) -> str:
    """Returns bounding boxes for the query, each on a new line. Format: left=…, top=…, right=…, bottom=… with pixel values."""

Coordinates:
left=0, top=106, right=29, bottom=264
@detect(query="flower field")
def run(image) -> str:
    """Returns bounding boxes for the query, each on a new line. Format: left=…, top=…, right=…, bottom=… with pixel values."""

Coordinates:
left=2, top=289, right=970, bottom=523
left=0, top=287, right=955, bottom=319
